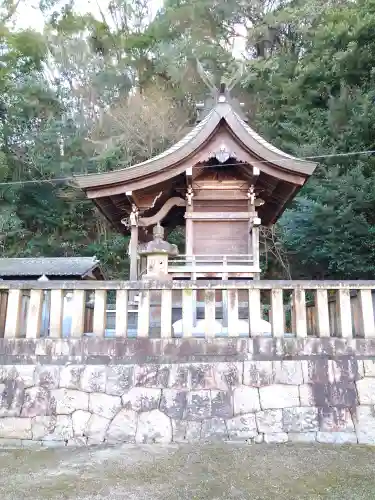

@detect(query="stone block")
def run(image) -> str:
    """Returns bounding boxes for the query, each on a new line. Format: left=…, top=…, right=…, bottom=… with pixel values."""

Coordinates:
left=243, top=361, right=274, bottom=387
left=0, top=380, right=24, bottom=417
left=357, top=378, right=375, bottom=404
left=52, top=389, right=89, bottom=414
left=85, top=414, right=110, bottom=444
left=299, top=385, right=315, bottom=406
left=34, top=366, right=60, bottom=389
left=273, top=361, right=303, bottom=385
left=302, top=360, right=330, bottom=384
left=185, top=391, right=211, bottom=421
left=214, top=363, right=243, bottom=390
left=226, top=414, right=257, bottom=440
left=0, top=417, right=32, bottom=439
left=134, top=365, right=159, bottom=387
left=171, top=420, right=187, bottom=442
left=354, top=406, right=375, bottom=444
left=122, top=388, right=161, bottom=412
left=156, top=365, right=170, bottom=388
left=106, top=366, right=134, bottom=396
left=233, top=386, right=260, bottom=415
left=106, top=409, right=137, bottom=444
left=318, top=407, right=354, bottom=432
left=311, top=382, right=357, bottom=408
left=160, top=390, right=186, bottom=419
left=185, top=421, right=202, bottom=441
left=256, top=409, right=283, bottom=433
left=259, top=385, right=299, bottom=410
left=363, top=360, right=375, bottom=377
left=72, top=410, right=91, bottom=437
left=60, top=365, right=85, bottom=390
left=21, top=387, right=55, bottom=417
left=211, top=390, right=233, bottom=418
left=80, top=366, right=106, bottom=393
left=283, top=407, right=319, bottom=432
left=317, top=432, right=358, bottom=444
left=330, top=359, right=364, bottom=381
left=288, top=432, right=317, bottom=443
left=201, top=418, right=228, bottom=441
left=89, top=393, right=121, bottom=420
left=264, top=432, right=288, bottom=444
left=189, top=364, right=217, bottom=390
left=303, top=359, right=363, bottom=385
left=32, top=416, right=56, bottom=440
left=135, top=409, right=172, bottom=444
left=42, top=415, right=73, bottom=442
left=168, top=365, right=190, bottom=389
left=14, top=366, right=35, bottom=388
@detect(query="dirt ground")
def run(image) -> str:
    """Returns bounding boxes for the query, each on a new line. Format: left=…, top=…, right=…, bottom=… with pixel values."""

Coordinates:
left=0, top=443, right=375, bottom=499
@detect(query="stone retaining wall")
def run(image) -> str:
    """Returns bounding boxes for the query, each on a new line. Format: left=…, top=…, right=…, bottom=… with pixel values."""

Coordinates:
left=0, top=337, right=374, bottom=447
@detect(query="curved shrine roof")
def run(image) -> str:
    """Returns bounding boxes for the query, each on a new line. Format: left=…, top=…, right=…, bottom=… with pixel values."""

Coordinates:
left=75, top=101, right=316, bottom=192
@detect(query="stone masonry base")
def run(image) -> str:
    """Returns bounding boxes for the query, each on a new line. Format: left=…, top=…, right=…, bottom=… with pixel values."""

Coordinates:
left=0, top=337, right=374, bottom=446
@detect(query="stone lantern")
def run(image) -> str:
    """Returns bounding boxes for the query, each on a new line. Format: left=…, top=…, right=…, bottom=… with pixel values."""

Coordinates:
left=138, top=223, right=178, bottom=281
left=137, top=223, right=178, bottom=336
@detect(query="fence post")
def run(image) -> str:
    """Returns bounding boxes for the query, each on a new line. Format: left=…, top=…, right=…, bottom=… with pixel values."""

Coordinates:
left=137, top=290, right=150, bottom=337
left=359, top=289, right=375, bottom=337
left=50, top=289, right=64, bottom=338
left=271, top=289, right=284, bottom=337
left=248, top=288, right=261, bottom=336
left=204, top=289, right=216, bottom=337
left=93, top=290, right=107, bottom=337
left=315, top=289, right=330, bottom=337
left=4, top=289, right=22, bottom=338
left=227, top=289, right=239, bottom=336
left=161, top=289, right=172, bottom=338
left=71, top=289, right=86, bottom=337
left=26, top=289, right=43, bottom=339
left=337, top=289, right=353, bottom=338
left=182, top=288, right=194, bottom=337
left=115, top=290, right=128, bottom=337
left=293, top=288, right=307, bottom=337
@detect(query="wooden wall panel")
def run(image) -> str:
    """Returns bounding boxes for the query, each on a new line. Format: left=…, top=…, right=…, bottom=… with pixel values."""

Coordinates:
left=194, top=200, right=248, bottom=212
left=193, top=221, right=248, bottom=255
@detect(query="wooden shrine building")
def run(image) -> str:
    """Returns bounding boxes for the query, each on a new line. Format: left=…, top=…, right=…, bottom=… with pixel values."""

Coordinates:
left=75, top=86, right=317, bottom=281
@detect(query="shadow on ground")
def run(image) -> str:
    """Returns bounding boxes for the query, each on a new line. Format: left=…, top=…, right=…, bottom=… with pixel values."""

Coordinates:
left=0, top=443, right=375, bottom=499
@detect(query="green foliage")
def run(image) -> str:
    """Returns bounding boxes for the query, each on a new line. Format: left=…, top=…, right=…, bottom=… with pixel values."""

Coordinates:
left=0, top=0, right=375, bottom=279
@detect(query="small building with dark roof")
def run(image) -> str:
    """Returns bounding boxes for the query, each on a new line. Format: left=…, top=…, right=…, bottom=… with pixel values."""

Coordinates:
left=0, top=257, right=105, bottom=281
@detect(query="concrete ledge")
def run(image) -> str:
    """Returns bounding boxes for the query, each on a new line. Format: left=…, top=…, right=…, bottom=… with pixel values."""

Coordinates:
left=0, top=337, right=373, bottom=365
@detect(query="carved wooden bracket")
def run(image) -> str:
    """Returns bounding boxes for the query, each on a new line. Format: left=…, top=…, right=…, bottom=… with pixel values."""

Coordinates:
left=138, top=197, right=186, bottom=227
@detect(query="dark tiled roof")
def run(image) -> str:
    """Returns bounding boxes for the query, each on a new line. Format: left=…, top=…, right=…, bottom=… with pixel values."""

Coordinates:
left=0, top=257, right=102, bottom=277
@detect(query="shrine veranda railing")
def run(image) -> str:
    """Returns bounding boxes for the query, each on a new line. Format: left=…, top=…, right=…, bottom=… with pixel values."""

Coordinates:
left=1, top=280, right=375, bottom=339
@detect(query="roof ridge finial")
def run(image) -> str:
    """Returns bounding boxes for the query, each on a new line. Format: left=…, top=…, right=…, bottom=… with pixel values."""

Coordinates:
left=195, top=59, right=218, bottom=94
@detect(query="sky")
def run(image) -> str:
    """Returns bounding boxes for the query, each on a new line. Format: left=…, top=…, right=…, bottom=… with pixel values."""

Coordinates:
left=15, top=0, right=163, bottom=31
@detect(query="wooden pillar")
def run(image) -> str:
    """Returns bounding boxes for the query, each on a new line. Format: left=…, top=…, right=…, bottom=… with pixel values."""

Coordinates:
left=129, top=224, right=139, bottom=281
left=185, top=198, right=193, bottom=255
left=252, top=226, right=260, bottom=271
left=185, top=216, right=193, bottom=255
